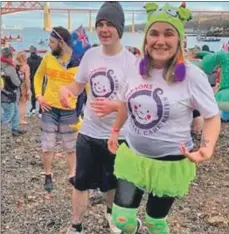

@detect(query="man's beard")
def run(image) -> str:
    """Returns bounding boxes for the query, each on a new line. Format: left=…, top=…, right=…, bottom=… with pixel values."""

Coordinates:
left=51, top=45, right=62, bottom=57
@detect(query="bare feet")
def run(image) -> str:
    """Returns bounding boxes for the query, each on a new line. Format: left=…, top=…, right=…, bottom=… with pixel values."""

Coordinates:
left=20, top=120, right=28, bottom=125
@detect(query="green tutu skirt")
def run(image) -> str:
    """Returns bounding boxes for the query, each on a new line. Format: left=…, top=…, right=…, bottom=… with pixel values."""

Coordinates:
left=114, top=143, right=196, bottom=198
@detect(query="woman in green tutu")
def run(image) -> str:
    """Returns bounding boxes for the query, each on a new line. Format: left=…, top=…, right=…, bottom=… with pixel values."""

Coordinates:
left=107, top=2, right=221, bottom=234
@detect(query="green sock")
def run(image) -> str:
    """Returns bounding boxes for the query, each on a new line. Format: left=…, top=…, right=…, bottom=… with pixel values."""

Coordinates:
left=145, top=214, right=170, bottom=234
left=112, top=203, right=138, bottom=233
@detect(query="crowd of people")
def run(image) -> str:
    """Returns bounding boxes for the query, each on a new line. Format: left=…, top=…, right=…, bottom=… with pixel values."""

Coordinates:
left=1, top=45, right=43, bottom=135
left=1, top=2, right=228, bottom=234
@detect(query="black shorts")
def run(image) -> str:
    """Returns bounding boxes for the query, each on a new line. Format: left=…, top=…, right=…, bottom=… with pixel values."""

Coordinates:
left=73, top=133, right=125, bottom=192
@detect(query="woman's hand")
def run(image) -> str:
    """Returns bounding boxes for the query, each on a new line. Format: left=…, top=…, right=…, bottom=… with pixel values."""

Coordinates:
left=179, top=143, right=213, bottom=164
left=26, top=90, right=30, bottom=99
left=108, top=131, right=120, bottom=154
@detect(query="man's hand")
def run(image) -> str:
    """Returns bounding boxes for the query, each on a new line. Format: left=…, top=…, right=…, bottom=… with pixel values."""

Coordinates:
left=90, top=98, right=116, bottom=117
left=59, top=86, right=74, bottom=108
left=108, top=132, right=120, bottom=154
left=37, top=95, right=52, bottom=112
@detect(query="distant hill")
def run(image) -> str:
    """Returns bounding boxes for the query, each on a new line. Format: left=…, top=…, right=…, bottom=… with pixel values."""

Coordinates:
left=124, top=14, right=229, bottom=35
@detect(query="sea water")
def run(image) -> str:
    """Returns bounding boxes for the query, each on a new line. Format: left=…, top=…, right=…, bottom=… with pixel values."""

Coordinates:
left=3, top=27, right=229, bottom=53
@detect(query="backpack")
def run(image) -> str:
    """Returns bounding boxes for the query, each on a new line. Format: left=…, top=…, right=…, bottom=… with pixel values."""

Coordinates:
left=1, top=67, right=18, bottom=102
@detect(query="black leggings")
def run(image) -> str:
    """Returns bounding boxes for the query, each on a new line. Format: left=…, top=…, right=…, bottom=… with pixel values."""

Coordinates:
left=114, top=179, right=175, bottom=218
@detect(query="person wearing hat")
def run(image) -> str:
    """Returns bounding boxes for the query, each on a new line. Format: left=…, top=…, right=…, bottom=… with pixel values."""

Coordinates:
left=27, top=45, right=43, bottom=116
left=34, top=26, right=86, bottom=198
left=1, top=47, right=26, bottom=136
left=107, top=3, right=221, bottom=233
left=59, top=2, right=137, bottom=233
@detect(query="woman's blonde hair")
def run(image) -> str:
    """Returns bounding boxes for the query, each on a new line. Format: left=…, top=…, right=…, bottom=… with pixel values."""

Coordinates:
left=142, top=36, right=184, bottom=83
left=15, top=51, right=27, bottom=65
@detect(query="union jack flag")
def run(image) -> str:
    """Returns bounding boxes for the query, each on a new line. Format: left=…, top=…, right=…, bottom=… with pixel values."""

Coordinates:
left=71, top=25, right=91, bottom=57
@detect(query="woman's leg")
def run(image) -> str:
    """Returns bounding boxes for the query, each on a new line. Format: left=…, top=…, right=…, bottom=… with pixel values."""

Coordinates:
left=19, top=97, right=27, bottom=123
left=112, top=179, right=144, bottom=233
left=145, top=194, right=175, bottom=234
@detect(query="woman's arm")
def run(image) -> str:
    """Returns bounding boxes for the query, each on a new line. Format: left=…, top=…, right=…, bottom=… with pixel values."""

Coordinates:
left=24, top=64, right=31, bottom=92
left=201, top=114, right=221, bottom=153
left=180, top=114, right=221, bottom=163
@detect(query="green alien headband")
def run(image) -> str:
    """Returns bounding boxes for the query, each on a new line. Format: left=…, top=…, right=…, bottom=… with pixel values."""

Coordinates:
left=144, top=2, right=192, bottom=39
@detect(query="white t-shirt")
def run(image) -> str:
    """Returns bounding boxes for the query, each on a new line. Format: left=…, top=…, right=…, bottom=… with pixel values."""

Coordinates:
left=75, top=46, right=136, bottom=139
left=121, top=61, right=219, bottom=158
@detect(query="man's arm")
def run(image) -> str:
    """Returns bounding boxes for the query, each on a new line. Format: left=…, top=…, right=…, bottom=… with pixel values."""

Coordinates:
left=112, top=101, right=128, bottom=130
left=34, top=56, right=47, bottom=97
left=64, top=81, right=85, bottom=97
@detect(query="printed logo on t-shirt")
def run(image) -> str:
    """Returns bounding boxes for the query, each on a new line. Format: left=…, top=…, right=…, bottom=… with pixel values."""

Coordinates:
left=127, top=84, right=170, bottom=135
left=89, top=68, right=119, bottom=99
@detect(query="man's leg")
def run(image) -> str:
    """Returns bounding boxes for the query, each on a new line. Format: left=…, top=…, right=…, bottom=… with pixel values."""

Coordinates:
left=71, top=189, right=89, bottom=227
left=11, top=102, right=27, bottom=136
left=42, top=151, right=55, bottom=175
left=67, top=189, right=89, bottom=234
left=68, top=134, right=95, bottom=234
left=59, top=109, right=78, bottom=178
left=31, top=84, right=36, bottom=111
left=11, top=102, right=20, bottom=130
left=1, top=102, right=14, bottom=126
left=66, top=151, right=76, bottom=178
left=40, top=108, right=57, bottom=194
left=105, top=189, right=124, bottom=233
left=42, top=151, right=55, bottom=195
left=1, top=102, right=25, bottom=136
left=98, top=139, right=124, bottom=233
left=106, top=189, right=116, bottom=210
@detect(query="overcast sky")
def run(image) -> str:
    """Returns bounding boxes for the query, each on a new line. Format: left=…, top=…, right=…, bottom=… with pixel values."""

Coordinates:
left=2, top=1, right=229, bottom=28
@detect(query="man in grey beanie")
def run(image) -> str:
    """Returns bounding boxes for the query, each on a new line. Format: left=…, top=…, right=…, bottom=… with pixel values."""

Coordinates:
left=95, top=1, right=125, bottom=38
left=60, top=2, right=137, bottom=234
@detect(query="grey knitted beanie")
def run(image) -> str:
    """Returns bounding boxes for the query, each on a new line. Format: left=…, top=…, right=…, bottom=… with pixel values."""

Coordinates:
left=95, top=2, right=125, bottom=38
